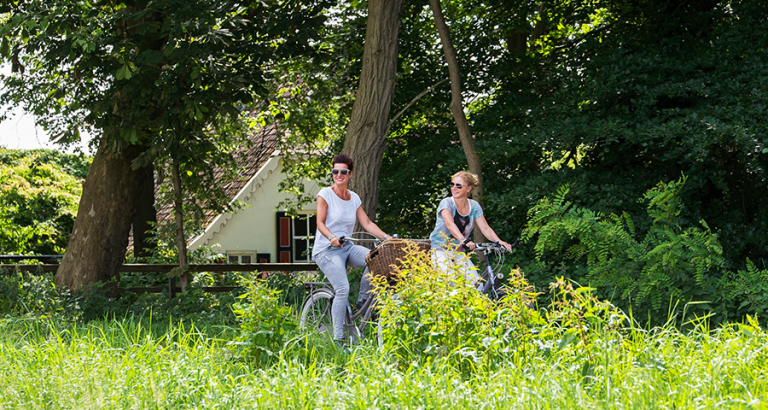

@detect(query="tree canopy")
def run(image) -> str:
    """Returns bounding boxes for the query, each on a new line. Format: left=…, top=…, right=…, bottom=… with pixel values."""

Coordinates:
left=0, top=0, right=332, bottom=288
left=3, top=0, right=768, bottom=320
left=0, top=149, right=90, bottom=255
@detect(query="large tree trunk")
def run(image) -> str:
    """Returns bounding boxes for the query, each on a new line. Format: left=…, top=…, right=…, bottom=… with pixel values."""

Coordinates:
left=55, top=141, right=147, bottom=290
left=429, top=0, right=484, bottom=203
left=342, top=0, right=404, bottom=221
left=132, top=164, right=156, bottom=258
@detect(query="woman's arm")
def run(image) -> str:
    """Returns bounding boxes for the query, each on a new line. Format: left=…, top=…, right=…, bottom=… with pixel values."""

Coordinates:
left=356, top=207, right=391, bottom=240
left=475, top=215, right=511, bottom=250
left=316, top=196, right=342, bottom=247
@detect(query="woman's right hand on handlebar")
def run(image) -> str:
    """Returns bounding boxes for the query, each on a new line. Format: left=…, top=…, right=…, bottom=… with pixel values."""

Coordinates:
left=331, top=236, right=343, bottom=247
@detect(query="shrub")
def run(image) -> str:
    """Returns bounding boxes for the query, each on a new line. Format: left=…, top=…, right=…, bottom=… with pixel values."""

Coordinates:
left=523, top=175, right=768, bottom=324
left=374, top=244, right=631, bottom=374
left=0, top=149, right=89, bottom=254
left=374, top=244, right=542, bottom=372
left=231, top=279, right=298, bottom=365
left=0, top=270, right=62, bottom=316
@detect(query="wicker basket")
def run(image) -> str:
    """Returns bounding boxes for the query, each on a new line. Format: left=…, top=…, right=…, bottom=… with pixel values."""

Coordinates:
left=365, top=238, right=431, bottom=279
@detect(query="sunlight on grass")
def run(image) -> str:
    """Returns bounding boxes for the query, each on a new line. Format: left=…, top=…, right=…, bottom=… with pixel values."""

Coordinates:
left=0, top=314, right=766, bottom=409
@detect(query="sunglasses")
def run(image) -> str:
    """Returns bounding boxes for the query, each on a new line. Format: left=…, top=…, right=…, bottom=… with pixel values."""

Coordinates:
left=332, top=169, right=351, bottom=176
left=450, top=183, right=464, bottom=189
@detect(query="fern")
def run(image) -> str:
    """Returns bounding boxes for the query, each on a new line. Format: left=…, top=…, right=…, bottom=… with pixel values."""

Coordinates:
left=523, top=175, right=739, bottom=324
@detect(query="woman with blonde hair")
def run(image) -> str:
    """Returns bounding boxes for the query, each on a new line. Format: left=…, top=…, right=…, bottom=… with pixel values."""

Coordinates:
left=429, top=171, right=512, bottom=287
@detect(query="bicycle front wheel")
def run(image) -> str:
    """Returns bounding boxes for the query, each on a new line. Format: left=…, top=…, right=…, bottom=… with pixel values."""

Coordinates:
left=299, top=289, right=335, bottom=338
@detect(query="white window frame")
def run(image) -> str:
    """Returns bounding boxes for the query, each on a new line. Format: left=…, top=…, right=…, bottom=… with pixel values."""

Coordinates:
left=292, top=214, right=316, bottom=263
left=227, top=251, right=256, bottom=264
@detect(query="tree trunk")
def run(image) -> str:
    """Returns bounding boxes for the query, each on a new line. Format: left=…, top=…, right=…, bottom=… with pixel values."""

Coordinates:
left=171, top=158, right=190, bottom=291
left=132, top=163, right=156, bottom=258
left=55, top=141, right=147, bottom=290
left=342, top=0, right=404, bottom=222
left=429, top=0, right=484, bottom=203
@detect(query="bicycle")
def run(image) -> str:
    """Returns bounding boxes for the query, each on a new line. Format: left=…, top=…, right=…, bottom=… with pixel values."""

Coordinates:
left=473, top=238, right=523, bottom=300
left=298, top=233, right=384, bottom=345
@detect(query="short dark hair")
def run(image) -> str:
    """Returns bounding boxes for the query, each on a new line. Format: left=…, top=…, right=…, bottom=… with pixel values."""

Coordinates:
left=333, top=154, right=354, bottom=171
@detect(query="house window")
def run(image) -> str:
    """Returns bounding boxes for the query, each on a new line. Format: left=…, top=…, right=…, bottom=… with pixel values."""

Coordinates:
left=292, top=214, right=316, bottom=262
left=276, top=212, right=317, bottom=263
left=227, top=252, right=255, bottom=264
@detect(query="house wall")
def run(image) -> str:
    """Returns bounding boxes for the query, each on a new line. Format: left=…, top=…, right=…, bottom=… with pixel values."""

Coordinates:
left=188, top=156, right=320, bottom=261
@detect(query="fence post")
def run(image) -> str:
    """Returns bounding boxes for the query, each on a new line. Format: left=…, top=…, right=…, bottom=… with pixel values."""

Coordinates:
left=168, top=277, right=176, bottom=299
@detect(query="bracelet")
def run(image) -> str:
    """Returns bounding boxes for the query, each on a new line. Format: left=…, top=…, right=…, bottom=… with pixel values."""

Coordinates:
left=328, top=235, right=337, bottom=241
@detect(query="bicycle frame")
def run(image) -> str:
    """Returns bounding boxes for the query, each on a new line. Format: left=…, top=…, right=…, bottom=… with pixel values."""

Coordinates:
left=476, top=238, right=520, bottom=299
left=302, top=281, right=377, bottom=321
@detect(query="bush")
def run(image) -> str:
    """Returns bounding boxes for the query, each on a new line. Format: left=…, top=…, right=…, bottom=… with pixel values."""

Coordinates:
left=0, top=270, right=62, bottom=316
left=0, top=149, right=89, bottom=254
left=523, top=176, right=768, bottom=325
left=374, top=244, right=540, bottom=372
left=231, top=279, right=298, bottom=365
left=374, top=244, right=630, bottom=374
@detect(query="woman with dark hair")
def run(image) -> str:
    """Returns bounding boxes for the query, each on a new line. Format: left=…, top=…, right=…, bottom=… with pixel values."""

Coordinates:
left=311, top=154, right=391, bottom=343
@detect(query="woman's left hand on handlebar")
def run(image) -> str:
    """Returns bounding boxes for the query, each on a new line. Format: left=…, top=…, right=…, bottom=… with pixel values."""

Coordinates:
left=499, top=240, right=512, bottom=251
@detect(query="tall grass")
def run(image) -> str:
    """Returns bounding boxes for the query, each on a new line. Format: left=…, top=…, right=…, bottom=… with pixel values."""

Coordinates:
left=1, top=249, right=765, bottom=408
left=0, top=314, right=766, bottom=409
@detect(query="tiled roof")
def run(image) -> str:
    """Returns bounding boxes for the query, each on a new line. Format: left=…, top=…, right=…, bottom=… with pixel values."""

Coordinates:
left=129, top=124, right=280, bottom=249
left=158, top=124, right=280, bottom=230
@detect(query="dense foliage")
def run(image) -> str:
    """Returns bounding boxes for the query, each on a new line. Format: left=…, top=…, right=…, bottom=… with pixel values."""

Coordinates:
left=524, top=177, right=768, bottom=324
left=370, top=1, right=768, bottom=321
left=0, top=149, right=90, bottom=254
left=2, top=0, right=767, bottom=321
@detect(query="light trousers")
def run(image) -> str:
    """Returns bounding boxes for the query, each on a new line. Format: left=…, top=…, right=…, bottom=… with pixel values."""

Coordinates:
left=313, top=244, right=372, bottom=340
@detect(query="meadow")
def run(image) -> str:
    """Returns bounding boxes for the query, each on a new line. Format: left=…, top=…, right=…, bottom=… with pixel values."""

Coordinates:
left=0, top=315, right=765, bottom=409
left=1, top=260, right=767, bottom=409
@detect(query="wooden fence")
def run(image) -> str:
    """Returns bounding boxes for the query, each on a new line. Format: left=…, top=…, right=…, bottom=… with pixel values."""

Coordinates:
left=0, top=262, right=318, bottom=298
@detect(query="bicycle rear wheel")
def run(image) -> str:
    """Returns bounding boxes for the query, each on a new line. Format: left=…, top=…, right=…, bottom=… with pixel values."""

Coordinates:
left=299, top=289, right=335, bottom=338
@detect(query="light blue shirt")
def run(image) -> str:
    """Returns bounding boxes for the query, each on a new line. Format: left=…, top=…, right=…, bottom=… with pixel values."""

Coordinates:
left=429, top=197, right=483, bottom=249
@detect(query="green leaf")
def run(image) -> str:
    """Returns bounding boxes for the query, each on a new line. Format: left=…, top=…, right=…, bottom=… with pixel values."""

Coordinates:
left=0, top=38, right=9, bottom=58
left=116, top=64, right=131, bottom=81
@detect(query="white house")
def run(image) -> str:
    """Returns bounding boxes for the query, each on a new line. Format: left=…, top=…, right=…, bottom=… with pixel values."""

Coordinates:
left=161, top=125, right=322, bottom=264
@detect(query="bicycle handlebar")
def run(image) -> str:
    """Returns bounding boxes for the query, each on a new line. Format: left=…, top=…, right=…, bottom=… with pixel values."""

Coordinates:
left=338, top=233, right=400, bottom=244
left=474, top=238, right=520, bottom=252
left=338, top=236, right=381, bottom=243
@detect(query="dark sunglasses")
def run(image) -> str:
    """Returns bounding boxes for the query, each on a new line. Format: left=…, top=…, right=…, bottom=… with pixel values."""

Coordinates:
left=332, top=169, right=351, bottom=176
left=450, top=183, right=464, bottom=189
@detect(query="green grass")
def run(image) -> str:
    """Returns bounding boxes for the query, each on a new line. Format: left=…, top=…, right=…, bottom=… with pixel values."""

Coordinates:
left=0, top=315, right=766, bottom=409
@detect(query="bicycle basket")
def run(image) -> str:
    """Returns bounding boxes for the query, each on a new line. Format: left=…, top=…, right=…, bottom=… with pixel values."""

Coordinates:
left=365, top=238, right=431, bottom=279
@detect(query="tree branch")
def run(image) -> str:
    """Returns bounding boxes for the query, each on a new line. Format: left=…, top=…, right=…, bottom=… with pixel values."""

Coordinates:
left=386, top=77, right=449, bottom=133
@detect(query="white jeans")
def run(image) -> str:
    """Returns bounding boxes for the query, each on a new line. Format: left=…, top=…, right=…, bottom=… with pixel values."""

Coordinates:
left=431, top=248, right=481, bottom=289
